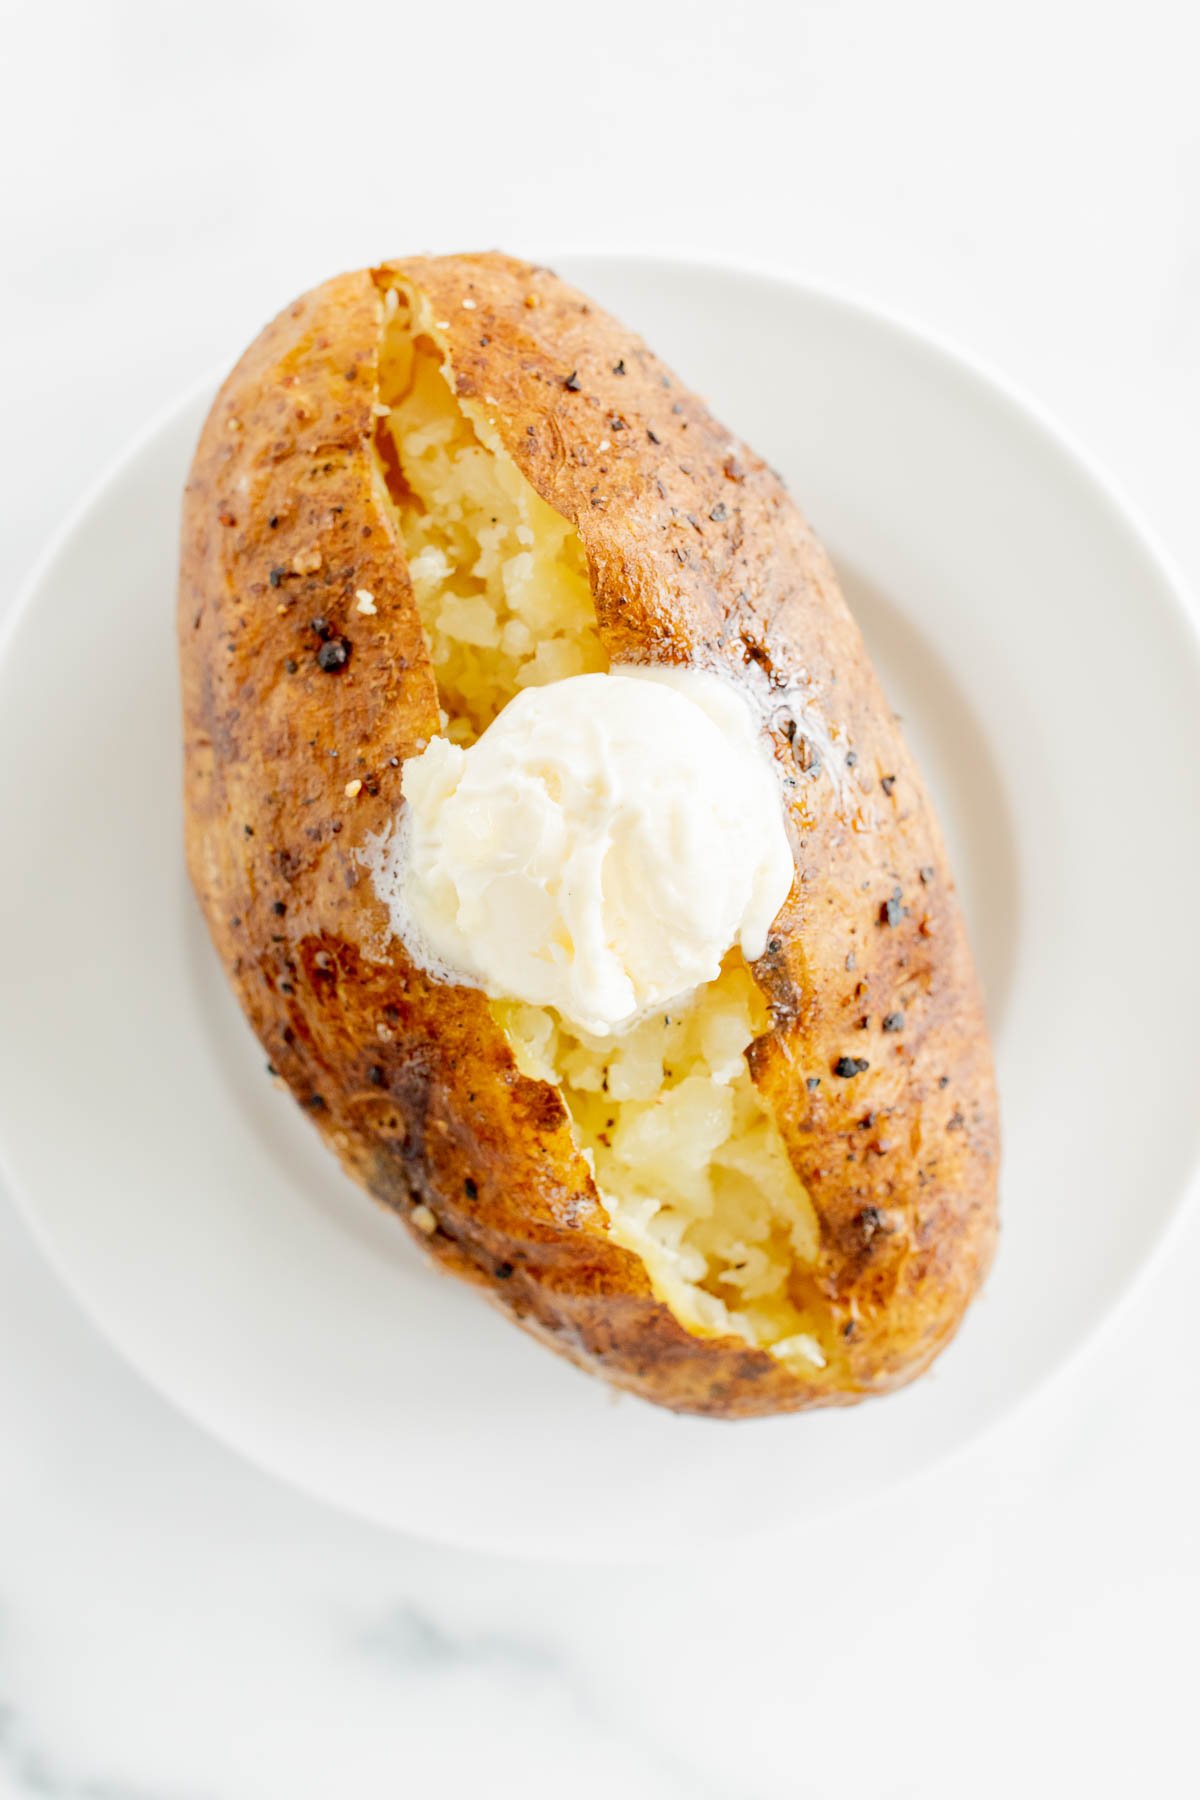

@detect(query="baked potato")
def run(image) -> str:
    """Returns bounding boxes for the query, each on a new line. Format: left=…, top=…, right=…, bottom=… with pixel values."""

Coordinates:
left=179, top=252, right=999, bottom=1417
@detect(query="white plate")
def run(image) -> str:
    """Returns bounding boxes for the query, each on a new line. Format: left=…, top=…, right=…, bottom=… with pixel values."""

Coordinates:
left=1, top=256, right=1197, bottom=1561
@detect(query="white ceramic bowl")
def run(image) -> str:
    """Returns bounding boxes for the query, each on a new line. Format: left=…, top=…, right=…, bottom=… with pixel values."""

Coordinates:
left=0, top=255, right=1197, bottom=1560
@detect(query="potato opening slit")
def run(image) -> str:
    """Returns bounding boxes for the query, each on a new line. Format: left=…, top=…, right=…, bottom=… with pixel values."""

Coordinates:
left=373, top=283, right=829, bottom=1369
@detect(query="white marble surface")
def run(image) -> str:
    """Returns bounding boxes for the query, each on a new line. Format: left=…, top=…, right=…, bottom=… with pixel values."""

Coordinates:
left=1, top=2, right=1198, bottom=1794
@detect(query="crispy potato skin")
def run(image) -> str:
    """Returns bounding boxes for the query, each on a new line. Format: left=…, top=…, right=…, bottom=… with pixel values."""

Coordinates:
left=179, top=253, right=999, bottom=1417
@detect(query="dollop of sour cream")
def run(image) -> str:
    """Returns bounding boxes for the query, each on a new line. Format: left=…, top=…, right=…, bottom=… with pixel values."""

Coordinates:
left=375, top=667, right=794, bottom=1037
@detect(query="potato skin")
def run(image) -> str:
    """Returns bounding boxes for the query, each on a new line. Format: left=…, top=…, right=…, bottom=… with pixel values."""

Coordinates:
left=179, top=253, right=999, bottom=1417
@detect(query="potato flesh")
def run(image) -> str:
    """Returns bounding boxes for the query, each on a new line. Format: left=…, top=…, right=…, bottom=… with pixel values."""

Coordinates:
left=378, top=290, right=826, bottom=1367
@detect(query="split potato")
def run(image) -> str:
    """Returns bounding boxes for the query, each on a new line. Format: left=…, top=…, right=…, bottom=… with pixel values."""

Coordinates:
left=179, top=253, right=998, bottom=1416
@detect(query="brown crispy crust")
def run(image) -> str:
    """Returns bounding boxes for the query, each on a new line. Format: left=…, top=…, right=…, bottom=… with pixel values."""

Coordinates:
left=179, top=253, right=999, bottom=1417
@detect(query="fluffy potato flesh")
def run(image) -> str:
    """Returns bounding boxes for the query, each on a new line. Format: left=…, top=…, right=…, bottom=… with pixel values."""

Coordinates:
left=376, top=287, right=828, bottom=1369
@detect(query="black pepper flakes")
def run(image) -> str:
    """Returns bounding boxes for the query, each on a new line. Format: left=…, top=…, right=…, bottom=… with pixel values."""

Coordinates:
left=938, top=1075, right=950, bottom=1089
left=285, top=658, right=298, bottom=674
left=846, top=749, right=858, bottom=768
left=269, top=566, right=288, bottom=588
left=856, top=1204, right=888, bottom=1240
left=880, top=889, right=904, bottom=928
left=494, top=1261, right=515, bottom=1279
left=919, top=865, right=935, bottom=885
left=882, top=1011, right=905, bottom=1032
left=709, top=502, right=728, bottom=522
left=834, top=1055, right=870, bottom=1078
left=609, top=415, right=626, bottom=431
left=794, top=734, right=821, bottom=775
left=881, top=775, right=896, bottom=796
left=563, top=370, right=581, bottom=391
left=806, top=1076, right=822, bottom=1091
left=272, top=900, right=287, bottom=917
left=310, top=615, right=332, bottom=639
left=612, top=358, right=626, bottom=375
left=317, top=637, right=351, bottom=673
left=646, top=427, right=661, bottom=445
left=268, top=515, right=280, bottom=529
left=464, top=1176, right=478, bottom=1200
left=367, top=1065, right=384, bottom=1086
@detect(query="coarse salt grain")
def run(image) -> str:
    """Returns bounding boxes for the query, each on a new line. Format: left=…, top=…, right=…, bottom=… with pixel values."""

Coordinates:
left=597, top=439, right=611, bottom=452
left=344, top=778, right=363, bottom=798
left=461, top=297, right=476, bottom=309
left=355, top=589, right=377, bottom=615
left=371, top=402, right=391, bottom=418
left=292, top=549, right=322, bottom=574
left=411, top=1204, right=437, bottom=1235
